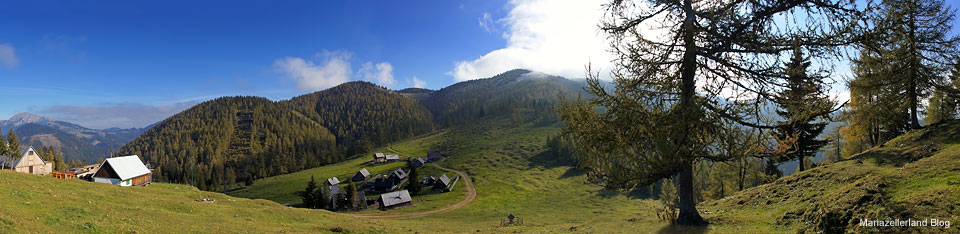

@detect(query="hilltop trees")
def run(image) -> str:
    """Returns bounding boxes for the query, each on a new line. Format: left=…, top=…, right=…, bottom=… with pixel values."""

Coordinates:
left=847, top=0, right=959, bottom=134
left=773, top=48, right=833, bottom=172
left=6, top=129, right=19, bottom=157
left=926, top=63, right=960, bottom=124
left=559, top=0, right=860, bottom=225
left=881, top=0, right=959, bottom=129
left=0, top=128, right=6, bottom=156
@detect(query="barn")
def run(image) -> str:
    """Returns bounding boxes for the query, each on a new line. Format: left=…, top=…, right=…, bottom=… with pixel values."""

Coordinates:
left=92, top=155, right=152, bottom=186
left=373, top=153, right=386, bottom=163
left=377, top=190, right=412, bottom=210
left=353, top=168, right=370, bottom=182
left=411, top=157, right=427, bottom=167
left=0, top=146, right=53, bottom=175
left=433, top=173, right=451, bottom=191
left=385, top=154, right=400, bottom=162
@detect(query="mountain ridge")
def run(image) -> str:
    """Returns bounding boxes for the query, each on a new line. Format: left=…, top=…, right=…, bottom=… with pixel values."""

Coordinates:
left=117, top=69, right=586, bottom=191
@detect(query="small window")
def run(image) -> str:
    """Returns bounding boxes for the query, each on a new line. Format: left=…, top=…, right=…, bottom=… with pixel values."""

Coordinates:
left=28, top=151, right=34, bottom=155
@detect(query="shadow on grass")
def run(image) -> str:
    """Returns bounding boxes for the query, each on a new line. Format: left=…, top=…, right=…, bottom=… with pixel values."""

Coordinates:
left=526, top=151, right=576, bottom=169
left=656, top=224, right=709, bottom=234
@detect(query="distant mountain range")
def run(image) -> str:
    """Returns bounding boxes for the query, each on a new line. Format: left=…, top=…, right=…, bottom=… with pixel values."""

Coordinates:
left=0, top=112, right=151, bottom=164
left=116, top=69, right=587, bottom=191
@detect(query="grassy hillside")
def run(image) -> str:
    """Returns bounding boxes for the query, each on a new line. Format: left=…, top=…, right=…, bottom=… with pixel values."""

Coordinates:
left=229, top=116, right=678, bottom=232
left=227, top=117, right=960, bottom=233
left=0, top=170, right=410, bottom=233
left=703, top=119, right=960, bottom=233
left=7, top=118, right=958, bottom=233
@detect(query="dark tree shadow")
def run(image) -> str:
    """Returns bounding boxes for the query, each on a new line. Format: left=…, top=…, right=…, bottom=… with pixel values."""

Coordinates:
left=558, top=167, right=583, bottom=179
left=656, top=224, right=709, bottom=234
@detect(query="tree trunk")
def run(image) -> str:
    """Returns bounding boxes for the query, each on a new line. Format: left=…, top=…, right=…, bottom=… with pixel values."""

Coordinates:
left=908, top=3, right=922, bottom=130
left=674, top=0, right=705, bottom=226
left=677, top=162, right=706, bottom=225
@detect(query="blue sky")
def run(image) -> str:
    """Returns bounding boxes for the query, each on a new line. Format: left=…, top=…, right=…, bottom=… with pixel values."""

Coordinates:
left=0, top=0, right=614, bottom=129
left=0, top=0, right=522, bottom=128
left=1, top=0, right=958, bottom=129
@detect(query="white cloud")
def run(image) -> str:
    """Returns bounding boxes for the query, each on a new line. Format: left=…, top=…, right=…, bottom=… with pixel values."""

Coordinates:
left=359, top=62, right=396, bottom=86
left=451, top=0, right=612, bottom=81
left=274, top=50, right=353, bottom=91
left=478, top=12, right=495, bottom=33
left=0, top=43, right=20, bottom=69
left=412, top=77, right=426, bottom=88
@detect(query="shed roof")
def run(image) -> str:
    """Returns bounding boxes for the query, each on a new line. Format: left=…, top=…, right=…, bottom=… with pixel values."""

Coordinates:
left=357, top=168, right=370, bottom=177
left=379, top=190, right=412, bottom=207
left=385, top=154, right=400, bottom=160
left=437, top=173, right=451, bottom=186
left=327, top=177, right=340, bottom=185
left=374, top=152, right=385, bottom=159
left=0, top=146, right=43, bottom=168
left=98, top=155, right=151, bottom=180
left=392, top=168, right=408, bottom=179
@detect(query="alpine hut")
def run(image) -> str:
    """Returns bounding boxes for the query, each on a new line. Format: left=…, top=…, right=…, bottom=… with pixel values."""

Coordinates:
left=377, top=190, right=412, bottom=209
left=0, top=146, right=53, bottom=175
left=92, top=155, right=152, bottom=186
left=373, top=153, right=386, bottom=163
left=433, top=173, right=452, bottom=191
left=353, top=168, right=370, bottom=182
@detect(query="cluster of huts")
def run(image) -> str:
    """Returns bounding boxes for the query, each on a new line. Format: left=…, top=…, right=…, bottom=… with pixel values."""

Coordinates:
left=1, top=145, right=152, bottom=187
left=316, top=150, right=453, bottom=210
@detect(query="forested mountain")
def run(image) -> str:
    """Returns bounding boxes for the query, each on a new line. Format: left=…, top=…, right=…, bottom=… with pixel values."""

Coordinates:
left=286, top=82, right=436, bottom=155
left=116, top=96, right=340, bottom=191
left=421, top=69, right=584, bottom=126
left=117, top=71, right=585, bottom=191
left=0, top=112, right=147, bottom=164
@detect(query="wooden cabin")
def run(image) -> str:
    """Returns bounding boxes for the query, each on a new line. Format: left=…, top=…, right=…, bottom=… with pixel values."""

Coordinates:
left=92, top=155, right=152, bottom=186
left=433, top=173, right=451, bottom=191
left=0, top=146, right=53, bottom=175
left=372, top=153, right=386, bottom=163
left=327, top=177, right=341, bottom=186
left=377, top=190, right=412, bottom=210
left=353, top=168, right=370, bottom=182
left=411, top=157, right=427, bottom=167
left=390, top=168, right=408, bottom=184
left=385, top=154, right=400, bottom=162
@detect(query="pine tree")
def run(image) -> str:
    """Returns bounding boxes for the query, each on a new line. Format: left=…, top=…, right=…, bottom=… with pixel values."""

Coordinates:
left=345, top=182, right=360, bottom=210
left=559, top=0, right=859, bottom=225
left=6, top=129, right=19, bottom=157
left=406, top=163, right=422, bottom=195
left=773, top=48, right=832, bottom=172
left=845, top=49, right=911, bottom=156
left=925, top=63, right=960, bottom=124
left=0, top=128, right=6, bottom=156
left=868, top=0, right=960, bottom=129
left=300, top=176, right=319, bottom=209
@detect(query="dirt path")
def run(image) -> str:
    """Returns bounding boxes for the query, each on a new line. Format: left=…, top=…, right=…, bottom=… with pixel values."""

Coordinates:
left=341, top=154, right=476, bottom=219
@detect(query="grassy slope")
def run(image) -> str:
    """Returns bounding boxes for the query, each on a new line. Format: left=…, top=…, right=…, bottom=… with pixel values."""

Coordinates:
left=704, top=120, right=960, bottom=233
left=7, top=118, right=958, bottom=233
left=0, top=171, right=411, bottom=233
left=228, top=116, right=675, bottom=233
